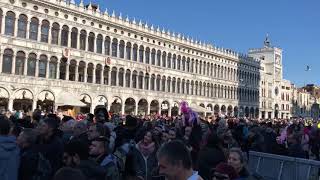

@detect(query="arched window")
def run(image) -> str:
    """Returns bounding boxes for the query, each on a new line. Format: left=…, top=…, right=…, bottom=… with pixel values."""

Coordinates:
left=5, top=11, right=15, bottom=36
left=38, top=55, right=47, bottom=78
left=156, top=50, right=161, bottom=66
left=71, top=27, right=78, bottom=48
left=29, top=17, right=39, bottom=40
left=162, top=52, right=166, bottom=68
left=167, top=53, right=171, bottom=69
left=138, top=72, right=143, bottom=89
left=191, top=81, right=194, bottom=95
left=139, top=45, right=144, bottom=63
left=112, top=38, right=118, bottom=57
left=132, top=71, right=137, bottom=88
left=172, top=54, right=176, bottom=69
left=145, top=47, right=150, bottom=64
left=177, top=56, right=181, bottom=70
left=61, top=25, right=69, bottom=46
left=195, top=81, right=198, bottom=95
left=87, top=63, right=93, bottom=83
left=111, top=67, right=117, bottom=86
left=27, top=53, right=36, bottom=76
left=41, top=20, right=50, bottom=43
left=132, top=44, right=138, bottom=61
left=151, top=49, right=156, bottom=65
left=172, top=78, right=176, bottom=93
left=125, top=70, right=131, bottom=87
left=88, top=32, right=95, bottom=52
left=156, top=75, right=161, bottom=91
left=2, top=49, right=13, bottom=74
left=150, top=74, right=155, bottom=91
left=96, top=34, right=103, bottom=54
left=196, top=60, right=199, bottom=74
left=80, top=30, right=87, bottom=50
left=49, top=56, right=57, bottom=79
left=118, top=68, right=124, bottom=86
left=177, top=79, right=181, bottom=93
left=144, top=73, right=149, bottom=90
left=119, top=40, right=125, bottom=58
left=207, top=63, right=210, bottom=76
left=15, top=51, right=25, bottom=75
left=181, top=80, right=185, bottom=94
left=126, top=42, right=131, bottom=60
left=191, top=59, right=194, bottom=73
left=17, top=14, right=27, bottom=38
left=199, top=61, right=202, bottom=74
left=51, top=23, right=60, bottom=45
left=105, top=36, right=111, bottom=55
left=0, top=9, right=3, bottom=33
left=199, top=82, right=202, bottom=96
left=182, top=57, right=186, bottom=71
left=167, top=77, right=171, bottom=92
left=161, top=76, right=166, bottom=92
left=186, top=80, right=190, bottom=94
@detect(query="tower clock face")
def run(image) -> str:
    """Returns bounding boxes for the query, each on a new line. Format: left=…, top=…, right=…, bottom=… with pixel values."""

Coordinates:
left=275, top=87, right=279, bottom=96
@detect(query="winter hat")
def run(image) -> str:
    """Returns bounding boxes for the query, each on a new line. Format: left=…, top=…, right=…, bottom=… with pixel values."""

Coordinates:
left=214, top=162, right=239, bottom=180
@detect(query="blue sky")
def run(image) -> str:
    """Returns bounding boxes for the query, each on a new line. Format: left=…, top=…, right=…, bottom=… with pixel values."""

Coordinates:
left=79, top=0, right=320, bottom=87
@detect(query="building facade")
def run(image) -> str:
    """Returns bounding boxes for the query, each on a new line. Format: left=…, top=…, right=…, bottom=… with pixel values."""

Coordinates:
left=248, top=38, right=292, bottom=119
left=0, top=0, right=261, bottom=116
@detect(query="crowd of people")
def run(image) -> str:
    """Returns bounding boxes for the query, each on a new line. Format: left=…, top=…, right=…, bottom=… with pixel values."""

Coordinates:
left=0, top=104, right=320, bottom=180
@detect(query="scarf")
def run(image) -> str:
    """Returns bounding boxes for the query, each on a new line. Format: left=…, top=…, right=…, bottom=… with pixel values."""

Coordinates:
left=137, top=141, right=155, bottom=157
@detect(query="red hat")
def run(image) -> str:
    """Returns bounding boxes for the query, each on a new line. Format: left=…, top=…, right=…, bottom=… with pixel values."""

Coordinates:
left=214, top=162, right=239, bottom=180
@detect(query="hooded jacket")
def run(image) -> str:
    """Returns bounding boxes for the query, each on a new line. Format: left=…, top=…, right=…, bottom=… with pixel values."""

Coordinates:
left=0, top=136, right=20, bottom=180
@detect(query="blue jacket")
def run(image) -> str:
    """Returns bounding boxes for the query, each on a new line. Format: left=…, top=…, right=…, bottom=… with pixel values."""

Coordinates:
left=0, top=136, right=20, bottom=180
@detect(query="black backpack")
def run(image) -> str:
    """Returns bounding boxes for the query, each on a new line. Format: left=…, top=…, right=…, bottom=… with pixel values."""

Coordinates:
left=32, top=153, right=52, bottom=180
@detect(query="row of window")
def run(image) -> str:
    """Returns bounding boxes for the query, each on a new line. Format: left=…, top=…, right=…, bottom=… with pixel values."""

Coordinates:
left=1, top=49, right=259, bottom=101
left=0, top=10, right=260, bottom=85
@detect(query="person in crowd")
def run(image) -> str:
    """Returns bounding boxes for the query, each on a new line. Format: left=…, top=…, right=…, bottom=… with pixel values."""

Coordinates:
left=63, top=140, right=105, bottom=180
left=227, top=148, right=250, bottom=179
left=17, top=128, right=39, bottom=180
left=60, top=116, right=76, bottom=144
left=131, top=131, right=158, bottom=180
left=88, top=122, right=106, bottom=141
left=157, top=140, right=203, bottom=180
left=89, top=136, right=120, bottom=180
left=70, top=121, right=89, bottom=143
left=53, top=167, right=86, bottom=180
left=301, top=128, right=310, bottom=159
left=197, top=132, right=226, bottom=180
left=287, top=132, right=305, bottom=158
left=211, top=162, right=239, bottom=180
left=0, top=115, right=20, bottom=180
left=94, top=106, right=109, bottom=123
left=36, top=116, right=64, bottom=174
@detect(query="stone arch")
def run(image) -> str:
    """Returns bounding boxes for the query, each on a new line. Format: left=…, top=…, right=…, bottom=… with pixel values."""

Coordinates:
left=80, top=93, right=92, bottom=113
left=227, top=105, right=233, bottom=116
left=150, top=100, right=159, bottom=115
left=124, top=97, right=136, bottom=115
left=0, top=87, right=10, bottom=111
left=138, top=98, right=148, bottom=115
left=110, top=96, right=122, bottom=114
left=36, top=90, right=55, bottom=111
left=214, top=104, right=220, bottom=114
left=95, top=95, right=108, bottom=107
left=171, top=101, right=180, bottom=116
left=234, top=106, right=239, bottom=117
left=13, top=89, right=34, bottom=112
left=221, top=105, right=226, bottom=115
left=161, top=100, right=170, bottom=116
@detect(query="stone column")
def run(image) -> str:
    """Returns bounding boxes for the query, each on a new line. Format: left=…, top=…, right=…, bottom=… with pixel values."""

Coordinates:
left=100, top=69, right=103, bottom=85
left=158, top=105, right=161, bottom=115
left=24, top=56, right=28, bottom=76
left=26, top=20, right=30, bottom=40
left=92, top=65, right=96, bottom=84
left=147, top=104, right=150, bottom=115
left=11, top=55, right=16, bottom=74
left=37, top=20, right=42, bottom=41
left=65, top=63, right=69, bottom=80
left=108, top=70, right=111, bottom=86
left=168, top=106, right=172, bottom=117
left=67, top=30, right=71, bottom=47
left=8, top=98, right=14, bottom=112
left=84, top=64, right=87, bottom=83
left=115, top=70, right=119, bottom=86
left=14, top=17, right=18, bottom=37
left=75, top=64, right=79, bottom=81
left=130, top=73, right=133, bottom=88
left=48, top=26, right=52, bottom=44
left=1, top=11, right=6, bottom=34
left=121, top=103, right=125, bottom=115
left=32, top=98, right=37, bottom=110
left=56, top=62, right=60, bottom=79
left=90, top=103, right=94, bottom=114
left=135, top=102, right=138, bottom=115
left=77, top=31, right=81, bottom=49
left=45, top=61, right=50, bottom=78
left=142, top=75, right=145, bottom=90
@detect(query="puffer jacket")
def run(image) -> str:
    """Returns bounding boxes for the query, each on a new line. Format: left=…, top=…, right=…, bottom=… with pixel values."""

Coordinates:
left=0, top=136, right=20, bottom=180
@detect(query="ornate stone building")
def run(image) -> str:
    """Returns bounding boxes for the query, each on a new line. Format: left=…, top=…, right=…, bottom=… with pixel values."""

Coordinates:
left=0, top=0, right=260, bottom=116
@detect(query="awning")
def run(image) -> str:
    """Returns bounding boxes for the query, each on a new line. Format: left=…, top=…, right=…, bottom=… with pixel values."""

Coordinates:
left=190, top=104, right=211, bottom=113
left=56, top=91, right=87, bottom=107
